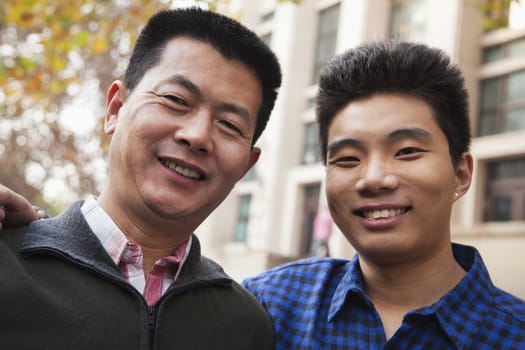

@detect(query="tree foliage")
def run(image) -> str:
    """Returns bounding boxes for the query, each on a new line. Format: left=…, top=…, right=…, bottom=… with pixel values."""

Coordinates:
left=478, top=0, right=521, bottom=30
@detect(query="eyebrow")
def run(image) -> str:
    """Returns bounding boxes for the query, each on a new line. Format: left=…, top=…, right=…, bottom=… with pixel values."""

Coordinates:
left=326, top=138, right=363, bottom=158
left=326, top=127, right=433, bottom=157
left=155, top=74, right=251, bottom=120
left=387, top=127, right=433, bottom=143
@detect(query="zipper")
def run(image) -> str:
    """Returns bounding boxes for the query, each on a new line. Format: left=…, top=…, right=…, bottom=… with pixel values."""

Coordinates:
left=148, top=305, right=156, bottom=350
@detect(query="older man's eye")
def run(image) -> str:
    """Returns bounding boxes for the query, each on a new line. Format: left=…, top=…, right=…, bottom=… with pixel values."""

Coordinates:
left=163, top=95, right=188, bottom=106
left=219, top=120, right=242, bottom=134
left=396, top=147, right=422, bottom=157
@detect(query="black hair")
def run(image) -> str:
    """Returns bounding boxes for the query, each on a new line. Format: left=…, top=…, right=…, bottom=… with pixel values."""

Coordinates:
left=124, top=8, right=281, bottom=144
left=316, top=40, right=470, bottom=166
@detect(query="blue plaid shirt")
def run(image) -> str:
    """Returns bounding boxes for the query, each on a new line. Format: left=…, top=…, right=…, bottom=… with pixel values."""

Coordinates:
left=243, top=244, right=525, bottom=349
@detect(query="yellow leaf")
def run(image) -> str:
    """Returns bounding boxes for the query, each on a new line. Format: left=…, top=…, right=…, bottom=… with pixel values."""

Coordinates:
left=50, top=80, right=62, bottom=94
left=92, top=36, right=108, bottom=54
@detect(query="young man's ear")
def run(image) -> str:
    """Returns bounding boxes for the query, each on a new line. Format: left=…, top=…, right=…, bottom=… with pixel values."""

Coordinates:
left=239, top=147, right=261, bottom=180
left=454, top=152, right=473, bottom=199
left=104, top=81, right=127, bottom=135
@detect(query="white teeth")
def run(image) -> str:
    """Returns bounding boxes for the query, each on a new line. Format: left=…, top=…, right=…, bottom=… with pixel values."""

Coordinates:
left=162, top=160, right=201, bottom=179
left=365, top=209, right=403, bottom=220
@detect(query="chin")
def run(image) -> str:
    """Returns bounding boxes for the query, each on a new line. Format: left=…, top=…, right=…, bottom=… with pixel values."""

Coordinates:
left=355, top=240, right=416, bottom=265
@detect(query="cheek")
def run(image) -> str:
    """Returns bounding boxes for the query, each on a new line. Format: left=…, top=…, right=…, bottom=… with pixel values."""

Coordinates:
left=325, top=172, right=354, bottom=209
left=408, top=162, right=456, bottom=196
left=216, top=147, right=252, bottom=178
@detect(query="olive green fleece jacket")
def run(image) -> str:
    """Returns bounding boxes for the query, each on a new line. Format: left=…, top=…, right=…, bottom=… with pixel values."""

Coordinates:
left=0, top=201, right=274, bottom=350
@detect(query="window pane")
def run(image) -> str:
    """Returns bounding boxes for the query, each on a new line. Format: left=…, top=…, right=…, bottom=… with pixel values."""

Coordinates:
left=300, top=183, right=321, bottom=256
left=509, top=37, right=525, bottom=57
left=493, top=195, right=512, bottom=221
left=504, top=109, right=525, bottom=132
left=234, top=222, right=248, bottom=242
left=306, top=97, right=316, bottom=111
left=485, top=157, right=525, bottom=222
left=506, top=69, right=525, bottom=103
left=483, top=45, right=504, bottom=62
left=242, top=167, right=256, bottom=181
left=389, top=0, right=428, bottom=41
left=481, top=78, right=499, bottom=109
left=406, top=0, right=427, bottom=41
left=479, top=112, right=498, bottom=136
left=302, top=123, right=321, bottom=164
left=234, top=195, right=251, bottom=242
left=261, top=11, right=274, bottom=22
left=478, top=78, right=499, bottom=136
left=312, top=4, right=340, bottom=83
left=492, top=158, right=525, bottom=179
left=260, top=33, right=272, bottom=46
left=390, top=1, right=403, bottom=37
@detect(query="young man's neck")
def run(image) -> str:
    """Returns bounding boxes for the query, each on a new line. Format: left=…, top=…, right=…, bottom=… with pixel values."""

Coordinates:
left=360, top=246, right=466, bottom=340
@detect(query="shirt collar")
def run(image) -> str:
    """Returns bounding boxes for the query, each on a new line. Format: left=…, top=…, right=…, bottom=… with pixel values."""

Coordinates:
left=328, top=254, right=367, bottom=321
left=328, top=243, right=495, bottom=349
left=80, top=195, right=192, bottom=269
left=419, top=244, right=494, bottom=349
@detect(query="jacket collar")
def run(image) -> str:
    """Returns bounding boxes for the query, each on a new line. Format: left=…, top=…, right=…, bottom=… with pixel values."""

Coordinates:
left=20, top=200, right=232, bottom=289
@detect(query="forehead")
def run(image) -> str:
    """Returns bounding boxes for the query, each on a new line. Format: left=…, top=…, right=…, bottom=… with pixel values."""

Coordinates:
left=328, top=93, right=446, bottom=143
left=143, top=36, right=259, bottom=87
left=133, top=36, right=263, bottom=121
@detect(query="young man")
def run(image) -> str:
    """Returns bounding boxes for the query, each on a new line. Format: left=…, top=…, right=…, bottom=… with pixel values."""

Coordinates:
left=243, top=41, right=525, bottom=349
left=0, top=8, right=281, bottom=349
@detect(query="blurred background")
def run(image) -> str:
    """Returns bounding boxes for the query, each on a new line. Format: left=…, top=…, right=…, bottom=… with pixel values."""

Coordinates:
left=1, top=0, right=524, bottom=298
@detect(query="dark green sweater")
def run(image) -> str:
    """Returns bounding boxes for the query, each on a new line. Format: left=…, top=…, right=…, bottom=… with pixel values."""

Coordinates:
left=0, top=201, right=274, bottom=350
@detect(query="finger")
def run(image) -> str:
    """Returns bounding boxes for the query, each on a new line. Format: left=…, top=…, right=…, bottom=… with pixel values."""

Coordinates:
left=0, top=205, right=4, bottom=231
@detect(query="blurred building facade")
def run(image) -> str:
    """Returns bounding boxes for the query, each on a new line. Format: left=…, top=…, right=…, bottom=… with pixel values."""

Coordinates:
left=196, top=0, right=525, bottom=298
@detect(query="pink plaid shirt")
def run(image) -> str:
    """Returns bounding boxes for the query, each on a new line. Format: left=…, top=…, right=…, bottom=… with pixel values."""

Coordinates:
left=81, top=196, right=191, bottom=305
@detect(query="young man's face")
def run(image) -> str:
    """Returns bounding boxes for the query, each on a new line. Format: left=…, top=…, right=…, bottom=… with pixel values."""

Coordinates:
left=103, top=37, right=262, bottom=228
left=325, top=93, right=472, bottom=265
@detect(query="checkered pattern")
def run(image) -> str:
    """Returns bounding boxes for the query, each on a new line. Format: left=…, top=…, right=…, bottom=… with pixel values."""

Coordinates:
left=243, top=244, right=525, bottom=350
left=81, top=196, right=190, bottom=305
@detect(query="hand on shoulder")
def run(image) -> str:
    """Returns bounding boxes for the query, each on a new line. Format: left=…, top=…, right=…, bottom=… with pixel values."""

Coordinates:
left=0, top=185, right=39, bottom=231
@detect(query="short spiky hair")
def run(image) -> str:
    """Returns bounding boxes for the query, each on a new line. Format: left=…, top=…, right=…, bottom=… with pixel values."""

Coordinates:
left=316, top=40, right=470, bottom=166
left=124, top=8, right=281, bottom=145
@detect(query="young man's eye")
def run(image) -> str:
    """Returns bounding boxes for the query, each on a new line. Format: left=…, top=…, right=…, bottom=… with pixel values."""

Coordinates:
left=396, top=147, right=421, bottom=157
left=329, top=156, right=360, bottom=166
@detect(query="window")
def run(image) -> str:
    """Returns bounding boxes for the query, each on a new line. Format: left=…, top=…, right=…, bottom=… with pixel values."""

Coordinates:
left=242, top=166, right=257, bottom=182
left=483, top=37, right=525, bottom=63
left=299, top=183, right=321, bottom=256
left=311, top=4, right=340, bottom=84
left=484, top=157, right=525, bottom=222
left=389, top=0, right=427, bottom=42
left=234, top=195, right=251, bottom=242
left=261, top=11, right=274, bottom=23
left=479, top=70, right=525, bottom=136
left=305, top=97, right=316, bottom=111
left=302, top=122, right=321, bottom=164
left=260, top=33, right=272, bottom=46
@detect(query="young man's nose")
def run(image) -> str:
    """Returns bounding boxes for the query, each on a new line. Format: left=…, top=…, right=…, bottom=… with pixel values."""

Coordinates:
left=355, top=158, right=399, bottom=194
